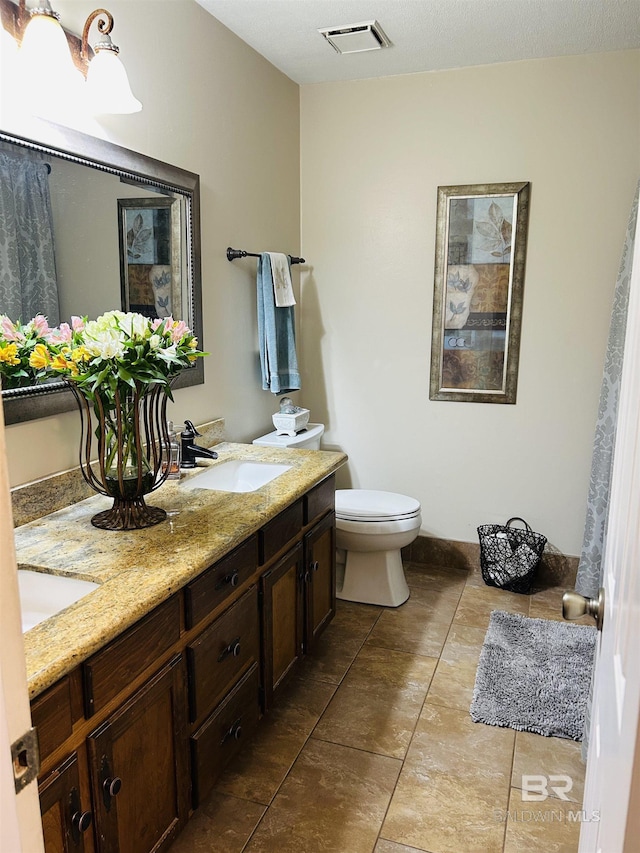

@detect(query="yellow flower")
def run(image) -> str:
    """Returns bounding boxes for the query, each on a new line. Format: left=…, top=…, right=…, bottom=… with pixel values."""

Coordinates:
left=28, top=344, right=50, bottom=369
left=0, top=343, right=20, bottom=366
left=71, top=346, right=90, bottom=364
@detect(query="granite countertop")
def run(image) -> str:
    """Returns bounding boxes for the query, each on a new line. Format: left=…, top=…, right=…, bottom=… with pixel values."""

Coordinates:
left=15, top=442, right=347, bottom=699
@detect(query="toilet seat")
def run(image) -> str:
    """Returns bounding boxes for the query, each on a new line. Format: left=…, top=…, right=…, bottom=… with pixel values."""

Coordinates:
left=335, top=489, right=421, bottom=523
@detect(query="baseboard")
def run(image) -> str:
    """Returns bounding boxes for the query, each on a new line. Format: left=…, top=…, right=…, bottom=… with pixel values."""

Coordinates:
left=402, top=534, right=579, bottom=589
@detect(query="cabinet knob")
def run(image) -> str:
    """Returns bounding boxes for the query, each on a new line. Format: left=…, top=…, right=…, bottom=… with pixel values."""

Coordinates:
left=220, top=717, right=243, bottom=745
left=103, top=776, right=122, bottom=797
left=215, top=570, right=240, bottom=591
left=72, top=810, right=93, bottom=834
left=311, top=561, right=319, bottom=573
left=218, top=637, right=241, bottom=663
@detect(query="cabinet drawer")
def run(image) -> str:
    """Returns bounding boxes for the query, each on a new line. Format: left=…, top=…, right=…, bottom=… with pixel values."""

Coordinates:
left=190, top=663, right=260, bottom=807
left=185, top=535, right=258, bottom=629
left=259, top=499, right=303, bottom=565
left=187, top=585, right=259, bottom=723
left=304, top=474, right=335, bottom=526
left=83, top=595, right=181, bottom=717
left=31, top=677, right=73, bottom=765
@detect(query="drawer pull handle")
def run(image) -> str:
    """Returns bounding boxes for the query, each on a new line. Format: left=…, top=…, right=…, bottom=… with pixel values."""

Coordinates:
left=218, top=637, right=241, bottom=663
left=103, top=776, right=122, bottom=798
left=215, top=571, right=240, bottom=591
left=311, top=560, right=320, bottom=573
left=72, top=810, right=93, bottom=834
left=220, top=717, right=243, bottom=745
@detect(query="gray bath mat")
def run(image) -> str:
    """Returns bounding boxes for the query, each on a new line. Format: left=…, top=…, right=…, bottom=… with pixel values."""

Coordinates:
left=470, top=610, right=597, bottom=740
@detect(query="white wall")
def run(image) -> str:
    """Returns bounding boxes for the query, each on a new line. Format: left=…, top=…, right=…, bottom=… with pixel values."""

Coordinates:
left=4, top=0, right=301, bottom=486
left=299, top=51, right=640, bottom=555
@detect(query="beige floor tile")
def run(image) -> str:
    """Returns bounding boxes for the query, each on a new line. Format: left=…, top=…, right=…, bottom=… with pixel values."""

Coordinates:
left=381, top=704, right=514, bottom=853
left=402, top=583, right=460, bottom=623
left=342, top=643, right=439, bottom=692
left=453, top=584, right=530, bottom=629
left=405, top=563, right=467, bottom=598
left=244, top=738, right=402, bottom=853
left=215, top=676, right=336, bottom=804
left=331, top=597, right=384, bottom=637
left=502, top=787, right=581, bottom=852
left=168, top=792, right=265, bottom=853
left=425, top=623, right=487, bottom=712
left=366, top=600, right=452, bottom=658
left=375, top=841, right=432, bottom=853
left=297, top=631, right=364, bottom=684
left=313, top=648, right=437, bottom=758
left=512, top=730, right=586, bottom=804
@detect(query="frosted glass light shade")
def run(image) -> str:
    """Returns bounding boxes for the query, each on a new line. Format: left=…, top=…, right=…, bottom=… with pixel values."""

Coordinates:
left=18, top=12, right=86, bottom=119
left=86, top=49, right=142, bottom=114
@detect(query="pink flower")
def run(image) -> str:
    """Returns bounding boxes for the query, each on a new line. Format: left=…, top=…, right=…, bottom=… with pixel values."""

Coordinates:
left=150, top=318, right=164, bottom=332
left=71, top=316, right=85, bottom=332
left=1, top=316, right=23, bottom=342
left=46, top=323, right=72, bottom=343
left=170, top=320, right=189, bottom=343
left=31, top=314, right=50, bottom=337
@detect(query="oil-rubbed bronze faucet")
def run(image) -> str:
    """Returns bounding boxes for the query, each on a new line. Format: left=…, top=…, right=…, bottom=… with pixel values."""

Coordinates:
left=180, top=420, right=218, bottom=468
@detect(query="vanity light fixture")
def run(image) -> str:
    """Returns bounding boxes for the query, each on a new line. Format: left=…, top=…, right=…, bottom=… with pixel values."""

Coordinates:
left=81, top=9, right=142, bottom=114
left=0, top=0, right=141, bottom=115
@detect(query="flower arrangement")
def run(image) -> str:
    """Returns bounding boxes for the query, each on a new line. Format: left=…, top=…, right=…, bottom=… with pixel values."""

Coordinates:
left=0, top=310, right=204, bottom=393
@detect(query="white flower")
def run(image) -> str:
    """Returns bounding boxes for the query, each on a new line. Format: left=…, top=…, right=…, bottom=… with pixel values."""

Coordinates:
left=119, top=312, right=150, bottom=339
left=149, top=334, right=161, bottom=350
left=83, top=326, right=125, bottom=360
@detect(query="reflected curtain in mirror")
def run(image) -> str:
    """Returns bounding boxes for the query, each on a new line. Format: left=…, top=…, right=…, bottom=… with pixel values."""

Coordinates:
left=0, top=150, right=59, bottom=324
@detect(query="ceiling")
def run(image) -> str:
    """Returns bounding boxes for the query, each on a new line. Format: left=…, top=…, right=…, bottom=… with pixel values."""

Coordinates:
left=196, top=0, right=640, bottom=85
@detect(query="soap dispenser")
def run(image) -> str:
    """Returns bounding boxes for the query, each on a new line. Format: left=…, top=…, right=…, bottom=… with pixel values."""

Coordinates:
left=163, top=421, right=181, bottom=479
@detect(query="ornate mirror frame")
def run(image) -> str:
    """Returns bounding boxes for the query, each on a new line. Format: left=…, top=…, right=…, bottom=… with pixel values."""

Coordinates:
left=0, top=121, right=203, bottom=425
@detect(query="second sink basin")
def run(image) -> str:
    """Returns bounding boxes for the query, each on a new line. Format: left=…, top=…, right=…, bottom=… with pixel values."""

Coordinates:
left=18, top=569, right=99, bottom=633
left=185, top=460, right=292, bottom=493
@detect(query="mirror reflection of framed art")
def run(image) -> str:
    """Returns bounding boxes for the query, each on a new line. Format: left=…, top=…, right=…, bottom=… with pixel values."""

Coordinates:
left=430, top=181, right=530, bottom=404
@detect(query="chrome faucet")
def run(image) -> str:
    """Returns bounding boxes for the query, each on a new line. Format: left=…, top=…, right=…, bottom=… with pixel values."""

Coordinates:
left=180, top=420, right=219, bottom=468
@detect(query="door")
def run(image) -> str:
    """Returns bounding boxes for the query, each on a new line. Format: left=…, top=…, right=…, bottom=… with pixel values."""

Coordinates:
left=0, top=398, right=45, bottom=853
left=87, top=655, right=189, bottom=853
left=579, top=208, right=640, bottom=851
left=304, top=511, right=336, bottom=654
left=260, top=543, right=304, bottom=711
left=39, top=752, right=94, bottom=852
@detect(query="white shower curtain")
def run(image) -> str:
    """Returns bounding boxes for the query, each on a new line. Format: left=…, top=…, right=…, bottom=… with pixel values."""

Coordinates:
left=0, top=151, right=59, bottom=324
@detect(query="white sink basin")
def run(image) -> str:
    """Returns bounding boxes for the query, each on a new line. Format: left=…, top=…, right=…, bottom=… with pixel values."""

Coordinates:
left=18, top=569, right=99, bottom=633
left=185, top=460, right=292, bottom=493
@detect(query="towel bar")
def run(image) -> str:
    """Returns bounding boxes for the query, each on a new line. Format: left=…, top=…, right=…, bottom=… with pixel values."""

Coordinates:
left=227, top=247, right=305, bottom=265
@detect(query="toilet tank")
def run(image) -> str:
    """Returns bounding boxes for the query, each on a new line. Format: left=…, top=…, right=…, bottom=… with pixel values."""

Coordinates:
left=252, top=423, right=324, bottom=450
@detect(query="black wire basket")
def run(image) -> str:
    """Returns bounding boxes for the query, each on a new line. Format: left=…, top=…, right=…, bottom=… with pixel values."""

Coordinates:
left=477, top=517, right=547, bottom=594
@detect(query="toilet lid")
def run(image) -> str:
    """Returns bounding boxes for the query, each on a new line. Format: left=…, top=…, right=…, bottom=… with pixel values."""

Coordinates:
left=335, top=489, right=421, bottom=522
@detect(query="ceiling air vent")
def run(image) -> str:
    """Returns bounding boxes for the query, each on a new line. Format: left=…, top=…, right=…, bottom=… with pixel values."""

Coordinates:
left=318, top=20, right=391, bottom=55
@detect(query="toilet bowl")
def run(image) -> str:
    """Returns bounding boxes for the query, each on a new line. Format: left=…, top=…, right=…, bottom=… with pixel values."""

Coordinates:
left=335, top=489, right=421, bottom=607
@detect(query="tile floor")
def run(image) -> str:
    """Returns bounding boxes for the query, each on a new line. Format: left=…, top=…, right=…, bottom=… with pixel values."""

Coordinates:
left=169, top=561, right=587, bottom=853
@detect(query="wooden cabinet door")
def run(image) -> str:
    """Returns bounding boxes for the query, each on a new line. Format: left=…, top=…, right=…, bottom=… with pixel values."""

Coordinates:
left=87, top=655, right=189, bottom=853
left=40, top=751, right=94, bottom=853
left=260, top=543, right=304, bottom=711
left=304, top=511, right=336, bottom=654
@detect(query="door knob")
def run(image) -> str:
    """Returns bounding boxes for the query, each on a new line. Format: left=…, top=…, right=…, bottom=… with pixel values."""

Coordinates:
left=562, top=588, right=605, bottom=631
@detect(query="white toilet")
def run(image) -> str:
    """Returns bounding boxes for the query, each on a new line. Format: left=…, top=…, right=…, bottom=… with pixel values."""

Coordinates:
left=335, top=490, right=421, bottom=607
left=253, top=422, right=421, bottom=608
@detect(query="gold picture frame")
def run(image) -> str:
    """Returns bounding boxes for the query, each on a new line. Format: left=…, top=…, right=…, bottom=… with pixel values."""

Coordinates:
left=429, top=181, right=530, bottom=404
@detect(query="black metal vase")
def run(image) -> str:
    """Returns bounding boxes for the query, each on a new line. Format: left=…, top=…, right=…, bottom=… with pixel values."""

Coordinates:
left=67, top=380, right=173, bottom=530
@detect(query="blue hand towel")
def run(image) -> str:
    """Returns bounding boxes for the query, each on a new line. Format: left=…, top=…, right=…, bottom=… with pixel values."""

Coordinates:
left=257, top=253, right=301, bottom=394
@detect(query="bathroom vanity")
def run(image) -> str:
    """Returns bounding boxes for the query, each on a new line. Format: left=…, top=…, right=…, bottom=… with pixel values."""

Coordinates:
left=15, top=443, right=346, bottom=853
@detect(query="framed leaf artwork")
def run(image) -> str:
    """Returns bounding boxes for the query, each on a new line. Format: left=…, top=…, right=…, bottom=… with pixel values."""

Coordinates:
left=118, top=197, right=182, bottom=320
left=429, top=181, right=531, bottom=404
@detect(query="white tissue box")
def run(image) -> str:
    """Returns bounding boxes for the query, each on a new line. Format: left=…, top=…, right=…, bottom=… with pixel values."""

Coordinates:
left=272, top=408, right=310, bottom=436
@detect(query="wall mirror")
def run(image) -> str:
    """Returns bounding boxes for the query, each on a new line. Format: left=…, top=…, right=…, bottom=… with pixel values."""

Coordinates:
left=0, top=122, right=203, bottom=425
